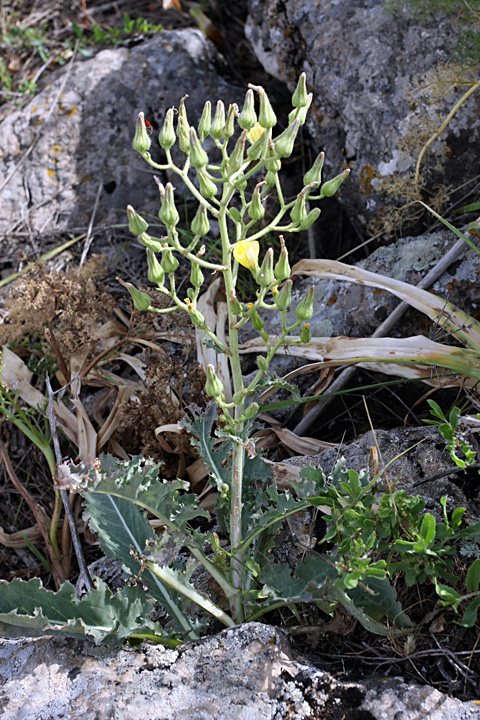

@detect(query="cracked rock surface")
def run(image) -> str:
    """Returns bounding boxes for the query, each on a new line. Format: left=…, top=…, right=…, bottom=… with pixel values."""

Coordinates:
left=1, top=622, right=480, bottom=719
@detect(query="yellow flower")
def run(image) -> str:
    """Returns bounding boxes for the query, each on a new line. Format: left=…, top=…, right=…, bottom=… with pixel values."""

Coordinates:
left=232, top=240, right=260, bottom=271
left=247, top=121, right=265, bottom=144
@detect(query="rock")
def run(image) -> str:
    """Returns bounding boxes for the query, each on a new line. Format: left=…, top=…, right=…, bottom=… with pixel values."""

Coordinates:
left=1, top=622, right=479, bottom=719
left=0, top=30, right=243, bottom=236
left=245, top=0, right=480, bottom=236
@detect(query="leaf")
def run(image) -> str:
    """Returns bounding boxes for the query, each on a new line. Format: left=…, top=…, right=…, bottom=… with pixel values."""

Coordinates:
left=466, top=558, right=480, bottom=593
left=180, top=403, right=231, bottom=493
left=458, top=596, right=480, bottom=627
left=420, top=514, right=436, bottom=545
left=70, top=454, right=208, bottom=530
left=0, top=577, right=164, bottom=644
left=346, top=577, right=414, bottom=629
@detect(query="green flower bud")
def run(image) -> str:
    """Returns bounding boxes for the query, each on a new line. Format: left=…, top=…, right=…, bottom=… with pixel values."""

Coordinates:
left=197, top=168, right=218, bottom=198
left=132, top=112, right=151, bottom=155
left=288, top=93, right=313, bottom=126
left=300, top=323, right=311, bottom=343
left=177, top=115, right=190, bottom=155
left=295, top=286, right=315, bottom=322
left=292, top=73, right=308, bottom=108
left=205, top=364, right=224, bottom=398
left=253, top=85, right=277, bottom=129
left=188, top=305, right=206, bottom=327
left=320, top=169, right=350, bottom=198
left=265, top=170, right=277, bottom=187
left=299, top=207, right=321, bottom=231
left=257, top=355, right=269, bottom=372
left=211, top=100, right=226, bottom=140
left=290, top=189, right=308, bottom=226
left=190, top=262, right=204, bottom=288
left=138, top=233, right=164, bottom=252
left=117, top=278, right=151, bottom=311
left=229, top=290, right=243, bottom=315
left=304, top=152, right=325, bottom=187
left=274, top=118, right=300, bottom=159
left=158, top=108, right=176, bottom=151
left=246, top=130, right=268, bottom=161
left=229, top=207, right=243, bottom=224
left=127, top=205, right=148, bottom=236
left=256, top=247, right=275, bottom=287
left=248, top=182, right=266, bottom=221
left=159, top=183, right=180, bottom=228
left=238, top=89, right=257, bottom=130
left=274, top=278, right=292, bottom=311
left=264, top=140, right=281, bottom=173
left=244, top=401, right=260, bottom=420
left=146, top=249, right=165, bottom=286
left=224, top=103, right=238, bottom=140
left=251, top=310, right=264, bottom=331
left=274, top=236, right=291, bottom=281
left=191, top=203, right=210, bottom=237
left=233, top=175, right=247, bottom=191
left=227, top=130, right=247, bottom=174
left=198, top=100, right=212, bottom=141
left=189, top=127, right=209, bottom=169
left=161, top=248, right=179, bottom=274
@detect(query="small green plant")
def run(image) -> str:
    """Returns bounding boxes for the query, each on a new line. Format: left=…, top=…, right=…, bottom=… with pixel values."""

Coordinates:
left=424, top=399, right=478, bottom=469
left=3, top=77, right=480, bottom=647
left=72, top=14, right=164, bottom=51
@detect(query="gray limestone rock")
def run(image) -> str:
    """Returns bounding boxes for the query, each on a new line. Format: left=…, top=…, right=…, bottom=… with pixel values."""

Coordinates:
left=245, top=0, right=480, bottom=235
left=0, top=29, right=243, bottom=236
left=1, top=622, right=480, bottom=719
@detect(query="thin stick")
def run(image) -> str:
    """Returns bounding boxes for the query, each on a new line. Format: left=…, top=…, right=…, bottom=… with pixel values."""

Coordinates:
left=46, top=377, right=93, bottom=592
left=79, top=182, right=103, bottom=268
left=293, top=236, right=469, bottom=436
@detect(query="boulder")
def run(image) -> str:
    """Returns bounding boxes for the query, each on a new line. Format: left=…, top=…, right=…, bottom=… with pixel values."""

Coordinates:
left=245, top=0, right=480, bottom=236
left=0, top=29, right=243, bottom=236
left=1, top=623, right=479, bottom=719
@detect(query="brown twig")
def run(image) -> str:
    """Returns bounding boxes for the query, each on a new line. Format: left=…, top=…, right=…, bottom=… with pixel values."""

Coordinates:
left=46, top=377, right=93, bottom=592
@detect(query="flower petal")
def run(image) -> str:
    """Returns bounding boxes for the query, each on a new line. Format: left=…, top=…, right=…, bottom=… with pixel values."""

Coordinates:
left=232, top=240, right=260, bottom=270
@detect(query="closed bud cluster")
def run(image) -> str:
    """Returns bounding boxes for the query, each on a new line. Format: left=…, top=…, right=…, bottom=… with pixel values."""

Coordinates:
left=211, top=100, right=226, bottom=140
left=118, top=278, right=151, bottom=311
left=238, top=89, right=257, bottom=130
left=177, top=116, right=190, bottom=155
left=248, top=182, right=266, bottom=221
left=274, top=278, right=292, bottom=311
left=256, top=247, right=275, bottom=287
left=158, top=108, right=176, bottom=151
left=189, top=127, right=209, bottom=169
left=161, top=247, right=179, bottom=274
left=320, top=169, right=350, bottom=198
left=198, top=101, right=212, bottom=141
left=159, top=183, right=180, bottom=228
left=146, top=249, right=165, bottom=286
left=205, top=364, right=224, bottom=398
left=274, top=236, right=291, bottom=281
left=290, top=188, right=308, bottom=225
left=132, top=112, right=152, bottom=155
left=127, top=205, right=148, bottom=236
left=191, top=203, right=210, bottom=237
left=295, top=286, right=315, bottom=322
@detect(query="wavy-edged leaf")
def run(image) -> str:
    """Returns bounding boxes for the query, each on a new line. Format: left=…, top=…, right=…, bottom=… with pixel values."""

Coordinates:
left=0, top=577, right=166, bottom=644
left=180, top=403, right=231, bottom=493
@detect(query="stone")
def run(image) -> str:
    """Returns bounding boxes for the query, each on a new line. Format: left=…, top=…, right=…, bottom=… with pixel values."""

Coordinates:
left=245, top=0, right=480, bottom=236
left=0, top=29, right=243, bottom=236
left=1, top=622, right=480, bottom=719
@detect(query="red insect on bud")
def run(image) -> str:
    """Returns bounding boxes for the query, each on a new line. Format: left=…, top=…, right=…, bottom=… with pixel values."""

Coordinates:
left=145, top=119, right=153, bottom=135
